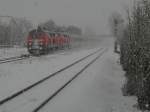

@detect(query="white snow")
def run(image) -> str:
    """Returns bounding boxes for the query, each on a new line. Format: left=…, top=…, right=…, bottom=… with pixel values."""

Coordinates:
left=0, top=48, right=104, bottom=112
left=40, top=38, right=138, bottom=112
left=0, top=37, right=139, bottom=112
left=0, top=47, right=28, bottom=59
left=0, top=47, right=101, bottom=103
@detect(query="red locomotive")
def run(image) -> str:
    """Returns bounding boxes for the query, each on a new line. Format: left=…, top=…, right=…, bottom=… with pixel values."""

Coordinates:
left=26, top=27, right=71, bottom=55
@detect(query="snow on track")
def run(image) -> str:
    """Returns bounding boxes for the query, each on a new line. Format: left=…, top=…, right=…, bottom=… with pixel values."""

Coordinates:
left=0, top=48, right=106, bottom=112
left=0, top=38, right=138, bottom=112
left=0, top=47, right=102, bottom=104
left=40, top=43, right=137, bottom=112
left=0, top=47, right=28, bottom=60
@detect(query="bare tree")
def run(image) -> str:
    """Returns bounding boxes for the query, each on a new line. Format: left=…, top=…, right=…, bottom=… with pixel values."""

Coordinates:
left=9, top=17, right=33, bottom=46
left=40, top=19, right=56, bottom=31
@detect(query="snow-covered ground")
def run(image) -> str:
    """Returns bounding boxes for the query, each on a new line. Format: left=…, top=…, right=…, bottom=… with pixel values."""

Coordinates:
left=0, top=47, right=102, bottom=102
left=0, top=39, right=101, bottom=60
left=0, top=37, right=139, bottom=112
left=0, top=47, right=28, bottom=59
left=41, top=46, right=138, bottom=112
left=41, top=38, right=138, bottom=112
left=0, top=47, right=105, bottom=112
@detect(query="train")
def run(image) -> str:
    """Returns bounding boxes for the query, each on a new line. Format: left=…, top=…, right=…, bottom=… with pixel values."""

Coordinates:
left=26, top=27, right=71, bottom=55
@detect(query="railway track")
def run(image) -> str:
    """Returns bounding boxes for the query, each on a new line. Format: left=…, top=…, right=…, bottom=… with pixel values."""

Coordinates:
left=0, top=48, right=107, bottom=112
left=0, top=54, right=31, bottom=64
left=0, top=49, right=72, bottom=64
left=33, top=48, right=107, bottom=112
left=0, top=48, right=89, bottom=64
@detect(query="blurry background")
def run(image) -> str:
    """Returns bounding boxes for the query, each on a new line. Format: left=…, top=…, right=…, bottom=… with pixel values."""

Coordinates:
left=0, top=0, right=133, bottom=35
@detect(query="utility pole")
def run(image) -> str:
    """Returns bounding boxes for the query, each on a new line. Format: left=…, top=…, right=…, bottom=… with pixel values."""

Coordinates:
left=114, top=19, right=119, bottom=53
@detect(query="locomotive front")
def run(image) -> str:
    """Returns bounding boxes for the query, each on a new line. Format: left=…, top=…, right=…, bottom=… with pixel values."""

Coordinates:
left=26, top=29, right=49, bottom=55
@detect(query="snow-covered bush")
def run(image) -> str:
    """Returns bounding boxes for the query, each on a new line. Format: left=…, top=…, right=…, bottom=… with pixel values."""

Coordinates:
left=119, top=0, right=150, bottom=110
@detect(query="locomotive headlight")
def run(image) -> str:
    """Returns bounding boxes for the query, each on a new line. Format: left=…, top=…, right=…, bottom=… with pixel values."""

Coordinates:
left=39, top=47, right=42, bottom=50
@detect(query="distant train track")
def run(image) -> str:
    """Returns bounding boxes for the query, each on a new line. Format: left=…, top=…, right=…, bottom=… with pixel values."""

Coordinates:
left=0, top=54, right=31, bottom=64
left=0, top=48, right=107, bottom=112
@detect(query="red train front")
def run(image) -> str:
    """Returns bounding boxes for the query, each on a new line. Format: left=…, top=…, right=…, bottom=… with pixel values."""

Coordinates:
left=26, top=27, right=71, bottom=55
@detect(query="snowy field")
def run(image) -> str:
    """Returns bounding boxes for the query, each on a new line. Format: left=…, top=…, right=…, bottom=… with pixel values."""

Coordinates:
left=41, top=38, right=139, bottom=112
left=42, top=48, right=137, bottom=112
left=0, top=47, right=28, bottom=59
left=0, top=38, right=101, bottom=60
left=0, top=37, right=139, bottom=112
left=0, top=47, right=105, bottom=112
left=0, top=47, right=101, bottom=102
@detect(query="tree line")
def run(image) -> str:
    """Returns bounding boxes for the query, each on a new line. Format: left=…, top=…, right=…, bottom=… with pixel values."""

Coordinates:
left=39, top=19, right=82, bottom=35
left=110, top=0, right=150, bottom=111
left=0, top=17, right=32, bottom=46
left=0, top=18, right=82, bottom=47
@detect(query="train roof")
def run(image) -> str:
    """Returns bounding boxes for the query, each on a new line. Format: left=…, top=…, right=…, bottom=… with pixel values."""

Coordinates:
left=29, top=29, right=70, bottom=35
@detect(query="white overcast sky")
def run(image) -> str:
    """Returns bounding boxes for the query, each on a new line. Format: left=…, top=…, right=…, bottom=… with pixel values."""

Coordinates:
left=0, top=0, right=133, bottom=34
